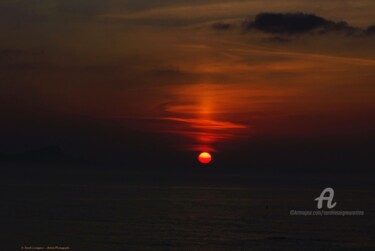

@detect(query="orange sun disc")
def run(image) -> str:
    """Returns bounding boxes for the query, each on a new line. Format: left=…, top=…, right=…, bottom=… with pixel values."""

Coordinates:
left=198, top=152, right=212, bottom=164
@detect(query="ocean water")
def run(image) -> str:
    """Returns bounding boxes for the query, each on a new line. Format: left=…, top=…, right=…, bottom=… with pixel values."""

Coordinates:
left=1, top=168, right=375, bottom=251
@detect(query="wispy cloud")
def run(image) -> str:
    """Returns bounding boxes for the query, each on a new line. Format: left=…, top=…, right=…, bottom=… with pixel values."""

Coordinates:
left=164, top=117, right=247, bottom=130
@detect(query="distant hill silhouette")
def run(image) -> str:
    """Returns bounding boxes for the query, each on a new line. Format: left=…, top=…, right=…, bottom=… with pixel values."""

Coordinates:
left=0, top=145, right=73, bottom=164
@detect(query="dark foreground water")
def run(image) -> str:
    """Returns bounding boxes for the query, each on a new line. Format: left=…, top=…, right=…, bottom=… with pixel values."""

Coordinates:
left=1, top=166, right=374, bottom=251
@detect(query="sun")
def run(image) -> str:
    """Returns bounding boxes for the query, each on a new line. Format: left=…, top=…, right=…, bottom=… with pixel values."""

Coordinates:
left=198, top=152, right=212, bottom=164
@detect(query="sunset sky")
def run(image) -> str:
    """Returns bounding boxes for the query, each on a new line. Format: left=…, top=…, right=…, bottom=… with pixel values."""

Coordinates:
left=1, top=0, right=374, bottom=169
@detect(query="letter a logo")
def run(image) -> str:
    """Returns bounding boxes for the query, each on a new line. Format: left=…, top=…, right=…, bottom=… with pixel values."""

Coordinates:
left=315, top=187, right=337, bottom=209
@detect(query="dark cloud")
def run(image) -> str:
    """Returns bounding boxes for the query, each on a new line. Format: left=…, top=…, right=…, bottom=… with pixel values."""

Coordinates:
left=322, top=21, right=359, bottom=35
left=243, top=12, right=359, bottom=35
left=246, top=12, right=329, bottom=34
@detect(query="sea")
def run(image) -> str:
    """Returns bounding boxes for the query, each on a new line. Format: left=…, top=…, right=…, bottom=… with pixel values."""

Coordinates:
left=1, top=165, right=374, bottom=251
